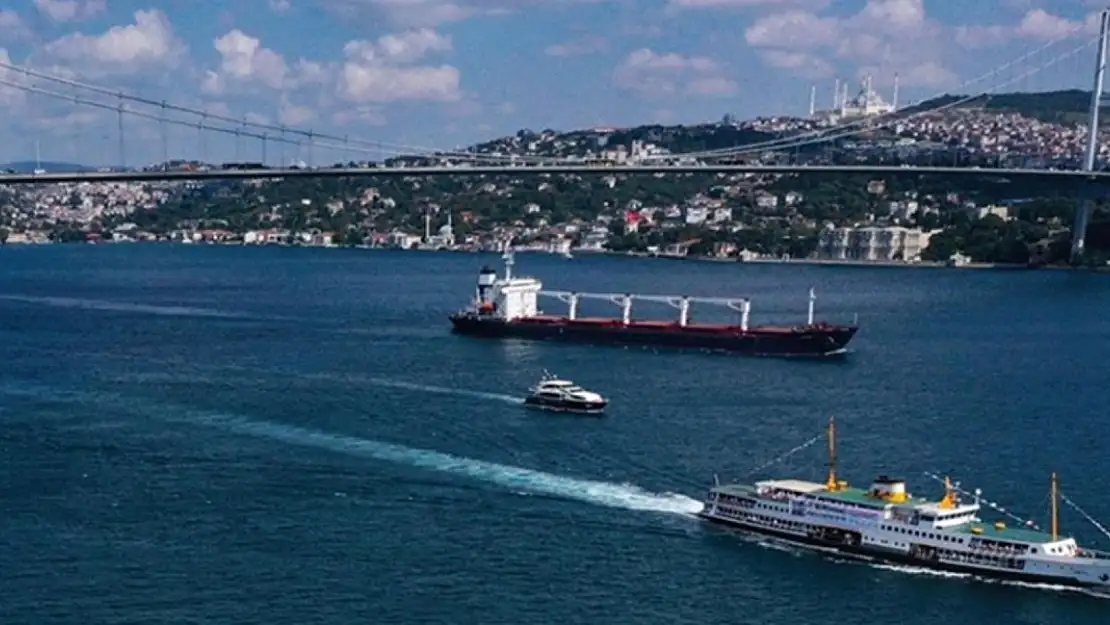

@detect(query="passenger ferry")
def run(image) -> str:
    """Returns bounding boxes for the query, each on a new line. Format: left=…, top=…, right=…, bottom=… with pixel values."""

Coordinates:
left=699, top=417, right=1110, bottom=591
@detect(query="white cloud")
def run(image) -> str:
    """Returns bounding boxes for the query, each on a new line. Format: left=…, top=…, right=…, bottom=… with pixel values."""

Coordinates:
left=332, top=106, right=387, bottom=127
left=203, top=30, right=290, bottom=93
left=951, top=9, right=1098, bottom=50
left=744, top=0, right=958, bottom=87
left=370, top=28, right=453, bottom=63
left=668, top=0, right=828, bottom=9
left=194, top=26, right=461, bottom=117
left=952, top=24, right=1012, bottom=49
left=760, top=49, right=834, bottom=78
left=0, top=48, right=28, bottom=108
left=327, top=0, right=614, bottom=27
left=687, top=76, right=739, bottom=96
left=0, top=10, right=31, bottom=42
left=33, top=0, right=106, bottom=22
left=545, top=36, right=607, bottom=57
left=337, top=29, right=461, bottom=103
left=269, top=0, right=292, bottom=12
left=1015, top=9, right=1096, bottom=40
left=897, top=61, right=958, bottom=87
left=202, top=30, right=332, bottom=97
left=278, top=97, right=315, bottom=126
left=328, top=0, right=479, bottom=27
left=613, top=48, right=737, bottom=97
left=41, top=10, right=186, bottom=75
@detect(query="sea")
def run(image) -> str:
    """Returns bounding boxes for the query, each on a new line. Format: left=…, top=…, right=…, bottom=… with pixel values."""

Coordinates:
left=1, top=244, right=1108, bottom=625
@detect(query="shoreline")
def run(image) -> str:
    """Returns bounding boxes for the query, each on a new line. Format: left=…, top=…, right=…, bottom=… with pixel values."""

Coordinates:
left=1, top=239, right=1105, bottom=271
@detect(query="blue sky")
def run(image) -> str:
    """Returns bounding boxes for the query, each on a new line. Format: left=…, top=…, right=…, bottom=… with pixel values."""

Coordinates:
left=0, top=0, right=1103, bottom=165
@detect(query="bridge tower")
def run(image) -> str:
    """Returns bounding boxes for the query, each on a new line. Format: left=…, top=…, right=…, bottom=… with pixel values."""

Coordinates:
left=1071, top=8, right=1110, bottom=265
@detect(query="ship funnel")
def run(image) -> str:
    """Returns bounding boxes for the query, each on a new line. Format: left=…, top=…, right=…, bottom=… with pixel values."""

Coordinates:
left=477, top=265, right=497, bottom=302
left=869, top=476, right=907, bottom=502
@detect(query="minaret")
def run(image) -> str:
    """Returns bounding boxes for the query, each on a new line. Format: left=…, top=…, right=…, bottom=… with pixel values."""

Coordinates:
left=808, top=85, right=816, bottom=117
left=839, top=83, right=849, bottom=115
left=423, top=208, right=431, bottom=242
left=864, top=73, right=873, bottom=98
left=833, top=78, right=840, bottom=109
left=892, top=72, right=900, bottom=110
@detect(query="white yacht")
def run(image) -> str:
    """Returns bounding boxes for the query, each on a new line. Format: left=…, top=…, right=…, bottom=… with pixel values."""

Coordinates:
left=524, top=372, right=607, bottom=414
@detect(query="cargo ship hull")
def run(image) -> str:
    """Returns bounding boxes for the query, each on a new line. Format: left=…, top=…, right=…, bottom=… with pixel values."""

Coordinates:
left=449, top=313, right=857, bottom=357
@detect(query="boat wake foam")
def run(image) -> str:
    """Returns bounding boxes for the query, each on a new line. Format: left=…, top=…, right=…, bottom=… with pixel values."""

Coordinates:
left=870, top=562, right=1109, bottom=598
left=362, top=377, right=524, bottom=405
left=723, top=528, right=1110, bottom=599
left=0, top=381, right=699, bottom=517
left=0, top=295, right=256, bottom=319
left=170, top=409, right=702, bottom=516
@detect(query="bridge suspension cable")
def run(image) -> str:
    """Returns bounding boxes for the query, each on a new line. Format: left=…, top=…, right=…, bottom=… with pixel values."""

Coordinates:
left=0, top=60, right=555, bottom=165
left=648, top=22, right=1099, bottom=161
left=0, top=15, right=1098, bottom=168
left=706, top=36, right=1099, bottom=160
left=0, top=76, right=412, bottom=160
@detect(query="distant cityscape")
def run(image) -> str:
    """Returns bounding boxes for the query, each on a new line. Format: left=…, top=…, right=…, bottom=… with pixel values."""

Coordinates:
left=0, top=83, right=1104, bottom=267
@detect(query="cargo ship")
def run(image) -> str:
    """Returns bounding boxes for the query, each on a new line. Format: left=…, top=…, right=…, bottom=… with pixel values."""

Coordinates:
left=448, top=251, right=858, bottom=358
left=699, top=417, right=1110, bottom=592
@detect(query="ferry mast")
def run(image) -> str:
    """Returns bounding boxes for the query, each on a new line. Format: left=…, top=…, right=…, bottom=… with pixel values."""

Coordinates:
left=825, top=416, right=839, bottom=490
left=1051, top=472, right=1059, bottom=542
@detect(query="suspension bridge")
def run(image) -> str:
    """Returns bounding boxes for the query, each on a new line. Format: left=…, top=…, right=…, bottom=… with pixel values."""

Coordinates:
left=2, top=10, right=1110, bottom=262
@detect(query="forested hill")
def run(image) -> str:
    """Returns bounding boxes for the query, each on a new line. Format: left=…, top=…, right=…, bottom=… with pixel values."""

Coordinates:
left=910, top=90, right=1093, bottom=125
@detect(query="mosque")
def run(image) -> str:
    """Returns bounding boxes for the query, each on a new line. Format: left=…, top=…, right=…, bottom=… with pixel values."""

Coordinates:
left=809, top=73, right=898, bottom=122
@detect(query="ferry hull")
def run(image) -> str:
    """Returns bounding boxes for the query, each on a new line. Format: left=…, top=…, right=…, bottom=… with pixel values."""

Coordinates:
left=698, top=512, right=1108, bottom=591
left=449, top=314, right=857, bottom=358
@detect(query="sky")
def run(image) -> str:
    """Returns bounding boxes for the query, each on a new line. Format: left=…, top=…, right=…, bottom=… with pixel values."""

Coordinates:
left=0, top=0, right=1105, bottom=166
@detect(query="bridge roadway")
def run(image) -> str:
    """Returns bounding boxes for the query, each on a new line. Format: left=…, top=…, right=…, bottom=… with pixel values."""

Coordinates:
left=1, top=164, right=1109, bottom=185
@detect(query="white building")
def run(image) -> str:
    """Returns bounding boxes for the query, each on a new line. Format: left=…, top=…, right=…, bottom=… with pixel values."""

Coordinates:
left=817, top=225, right=934, bottom=262
left=812, top=74, right=898, bottom=122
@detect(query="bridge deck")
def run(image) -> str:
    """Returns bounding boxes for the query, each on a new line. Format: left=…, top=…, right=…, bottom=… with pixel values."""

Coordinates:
left=0, top=164, right=1104, bottom=185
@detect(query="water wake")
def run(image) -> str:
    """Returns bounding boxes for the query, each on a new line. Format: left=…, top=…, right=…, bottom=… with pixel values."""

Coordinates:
left=0, top=295, right=254, bottom=319
left=359, top=377, right=524, bottom=405
left=0, top=382, right=699, bottom=517
left=170, top=408, right=702, bottom=516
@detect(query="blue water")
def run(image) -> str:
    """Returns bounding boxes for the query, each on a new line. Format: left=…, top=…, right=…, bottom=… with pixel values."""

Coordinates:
left=1, top=244, right=1108, bottom=624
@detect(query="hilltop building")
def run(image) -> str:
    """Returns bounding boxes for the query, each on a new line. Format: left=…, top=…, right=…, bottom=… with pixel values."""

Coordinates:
left=810, top=74, right=898, bottom=123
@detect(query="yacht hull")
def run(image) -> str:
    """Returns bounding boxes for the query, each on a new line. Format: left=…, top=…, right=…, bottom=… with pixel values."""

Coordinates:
left=523, top=395, right=607, bottom=414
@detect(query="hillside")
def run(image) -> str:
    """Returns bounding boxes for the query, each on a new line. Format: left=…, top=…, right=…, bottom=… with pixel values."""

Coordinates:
left=912, top=90, right=1094, bottom=125
left=461, top=124, right=787, bottom=160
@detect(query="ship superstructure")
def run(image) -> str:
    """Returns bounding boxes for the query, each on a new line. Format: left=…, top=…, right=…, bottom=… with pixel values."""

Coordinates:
left=448, top=251, right=859, bottom=358
left=699, top=418, right=1110, bottom=591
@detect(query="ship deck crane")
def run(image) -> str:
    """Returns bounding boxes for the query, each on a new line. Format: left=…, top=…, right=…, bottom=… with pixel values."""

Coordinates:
left=539, top=290, right=762, bottom=331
